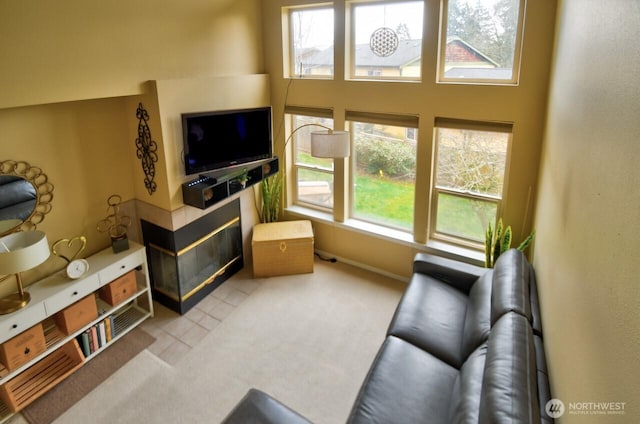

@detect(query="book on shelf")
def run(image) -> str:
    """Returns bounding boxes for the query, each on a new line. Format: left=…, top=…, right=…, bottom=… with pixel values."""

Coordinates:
left=74, top=313, right=122, bottom=358
left=98, top=321, right=106, bottom=348
left=105, top=317, right=112, bottom=342
left=90, top=326, right=98, bottom=352
left=78, top=331, right=91, bottom=358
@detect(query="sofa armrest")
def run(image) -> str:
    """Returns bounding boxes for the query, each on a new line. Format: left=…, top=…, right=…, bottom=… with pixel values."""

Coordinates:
left=222, top=389, right=312, bottom=424
left=413, top=253, right=488, bottom=294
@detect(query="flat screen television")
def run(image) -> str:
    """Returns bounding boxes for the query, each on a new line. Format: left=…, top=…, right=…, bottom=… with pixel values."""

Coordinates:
left=182, top=106, right=273, bottom=176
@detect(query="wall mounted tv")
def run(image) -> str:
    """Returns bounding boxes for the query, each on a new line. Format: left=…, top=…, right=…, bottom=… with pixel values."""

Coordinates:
left=182, top=106, right=273, bottom=176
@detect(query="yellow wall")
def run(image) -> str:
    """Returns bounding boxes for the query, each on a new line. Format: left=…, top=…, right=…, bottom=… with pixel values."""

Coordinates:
left=0, top=0, right=266, bottom=288
left=535, top=1, right=640, bottom=421
left=263, top=0, right=557, bottom=277
left=152, top=75, right=271, bottom=211
left=0, top=98, right=135, bottom=290
left=0, top=0, right=265, bottom=109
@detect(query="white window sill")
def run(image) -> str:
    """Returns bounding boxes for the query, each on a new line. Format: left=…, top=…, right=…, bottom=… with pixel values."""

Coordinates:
left=285, top=205, right=486, bottom=267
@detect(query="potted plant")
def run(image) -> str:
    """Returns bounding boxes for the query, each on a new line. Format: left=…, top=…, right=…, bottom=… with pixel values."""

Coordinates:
left=260, top=172, right=282, bottom=223
left=484, top=218, right=535, bottom=268
left=236, top=170, right=249, bottom=188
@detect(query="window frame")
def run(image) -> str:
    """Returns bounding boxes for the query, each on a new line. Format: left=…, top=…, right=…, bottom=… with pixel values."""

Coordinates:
left=429, top=119, right=513, bottom=249
left=286, top=107, right=336, bottom=211
left=347, top=111, right=419, bottom=232
left=437, top=0, right=526, bottom=85
left=284, top=4, right=335, bottom=80
left=346, top=0, right=425, bottom=82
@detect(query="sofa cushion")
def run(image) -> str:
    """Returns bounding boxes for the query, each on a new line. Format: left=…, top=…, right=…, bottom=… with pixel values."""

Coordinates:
left=491, top=249, right=532, bottom=325
left=387, top=273, right=469, bottom=368
left=535, top=335, right=553, bottom=423
left=347, top=336, right=459, bottom=424
left=447, top=343, right=488, bottom=424
left=460, top=271, right=493, bottom=361
left=529, top=264, right=544, bottom=336
left=479, top=313, right=540, bottom=424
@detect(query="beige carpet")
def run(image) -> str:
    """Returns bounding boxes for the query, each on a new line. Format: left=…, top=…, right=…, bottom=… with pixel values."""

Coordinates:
left=18, top=259, right=405, bottom=424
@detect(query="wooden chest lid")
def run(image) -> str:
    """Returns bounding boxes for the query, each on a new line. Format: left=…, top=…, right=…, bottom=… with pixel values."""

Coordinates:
left=252, top=220, right=314, bottom=243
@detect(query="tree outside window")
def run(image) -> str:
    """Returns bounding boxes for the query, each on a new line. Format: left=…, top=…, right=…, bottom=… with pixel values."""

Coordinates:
left=442, top=0, right=523, bottom=82
left=432, top=125, right=510, bottom=244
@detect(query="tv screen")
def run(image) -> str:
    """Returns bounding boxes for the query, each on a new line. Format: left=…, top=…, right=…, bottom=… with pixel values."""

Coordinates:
left=182, top=106, right=273, bottom=176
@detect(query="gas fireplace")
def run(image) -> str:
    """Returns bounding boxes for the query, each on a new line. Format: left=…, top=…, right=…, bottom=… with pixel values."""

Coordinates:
left=141, top=199, right=243, bottom=314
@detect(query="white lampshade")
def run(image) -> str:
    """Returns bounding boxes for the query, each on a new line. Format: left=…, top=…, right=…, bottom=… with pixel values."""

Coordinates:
left=310, top=130, right=350, bottom=158
left=0, top=231, right=50, bottom=275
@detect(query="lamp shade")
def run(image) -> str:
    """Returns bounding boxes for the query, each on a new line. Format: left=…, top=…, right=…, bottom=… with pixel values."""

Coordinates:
left=310, top=130, right=350, bottom=158
left=0, top=231, right=50, bottom=275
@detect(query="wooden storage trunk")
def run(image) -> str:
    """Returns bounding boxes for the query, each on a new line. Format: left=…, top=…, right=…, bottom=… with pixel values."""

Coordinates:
left=53, top=294, right=98, bottom=335
left=252, top=220, right=314, bottom=278
left=0, top=324, right=46, bottom=372
left=0, top=339, right=84, bottom=412
left=99, top=270, right=137, bottom=306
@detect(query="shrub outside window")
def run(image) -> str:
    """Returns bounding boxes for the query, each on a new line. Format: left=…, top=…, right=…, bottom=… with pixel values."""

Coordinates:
left=351, top=117, right=417, bottom=231
left=349, top=1, right=424, bottom=81
left=286, top=6, right=334, bottom=78
left=440, top=0, right=524, bottom=84
left=290, top=114, right=335, bottom=209
left=431, top=120, right=511, bottom=246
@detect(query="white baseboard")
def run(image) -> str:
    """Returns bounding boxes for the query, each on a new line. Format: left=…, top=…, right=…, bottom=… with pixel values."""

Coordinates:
left=314, top=249, right=410, bottom=284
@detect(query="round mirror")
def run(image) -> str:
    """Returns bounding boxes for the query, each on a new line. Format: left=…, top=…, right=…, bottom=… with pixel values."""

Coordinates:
left=0, top=160, right=54, bottom=237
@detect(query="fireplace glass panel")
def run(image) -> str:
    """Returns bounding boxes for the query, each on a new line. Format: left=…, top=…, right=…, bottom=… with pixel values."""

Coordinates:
left=149, top=217, right=242, bottom=302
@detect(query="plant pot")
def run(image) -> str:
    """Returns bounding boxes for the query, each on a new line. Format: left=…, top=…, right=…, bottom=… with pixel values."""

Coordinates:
left=111, top=234, right=129, bottom=253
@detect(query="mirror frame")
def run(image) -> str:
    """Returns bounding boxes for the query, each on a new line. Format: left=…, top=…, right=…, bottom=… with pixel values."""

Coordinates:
left=0, top=160, right=54, bottom=236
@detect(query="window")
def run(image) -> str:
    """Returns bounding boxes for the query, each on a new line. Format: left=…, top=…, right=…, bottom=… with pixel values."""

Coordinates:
left=288, top=111, right=335, bottom=209
left=431, top=119, right=511, bottom=246
left=349, top=1, right=424, bottom=80
left=286, top=6, right=334, bottom=78
left=439, top=0, right=524, bottom=84
left=349, top=113, right=418, bottom=231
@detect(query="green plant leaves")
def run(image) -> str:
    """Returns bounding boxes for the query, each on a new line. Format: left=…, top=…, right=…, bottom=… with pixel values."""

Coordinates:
left=485, top=218, right=534, bottom=268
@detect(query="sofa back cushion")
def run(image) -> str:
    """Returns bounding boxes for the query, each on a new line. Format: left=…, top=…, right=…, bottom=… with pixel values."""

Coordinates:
left=491, top=249, right=532, bottom=325
left=460, top=271, right=493, bottom=361
left=479, top=313, right=540, bottom=424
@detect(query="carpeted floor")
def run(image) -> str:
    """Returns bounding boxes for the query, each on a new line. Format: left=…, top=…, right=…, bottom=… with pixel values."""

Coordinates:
left=12, top=258, right=405, bottom=424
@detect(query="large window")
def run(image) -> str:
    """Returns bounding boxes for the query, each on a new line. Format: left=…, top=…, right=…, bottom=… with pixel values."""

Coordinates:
left=431, top=119, right=511, bottom=246
left=439, top=0, right=524, bottom=84
left=349, top=1, right=424, bottom=80
left=286, top=6, right=334, bottom=78
left=289, top=112, right=335, bottom=209
left=350, top=113, right=418, bottom=231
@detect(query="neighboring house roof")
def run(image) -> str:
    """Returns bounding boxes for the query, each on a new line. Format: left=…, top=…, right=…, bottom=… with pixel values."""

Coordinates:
left=299, top=36, right=498, bottom=70
left=355, top=39, right=423, bottom=68
left=445, top=36, right=500, bottom=67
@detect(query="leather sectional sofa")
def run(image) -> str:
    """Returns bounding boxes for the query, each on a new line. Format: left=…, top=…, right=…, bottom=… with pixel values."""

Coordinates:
left=223, top=249, right=552, bottom=423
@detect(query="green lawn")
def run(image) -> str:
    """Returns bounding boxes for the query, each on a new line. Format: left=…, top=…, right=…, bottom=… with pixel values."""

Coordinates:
left=296, top=152, right=491, bottom=239
left=354, top=175, right=491, bottom=240
left=354, top=175, right=414, bottom=230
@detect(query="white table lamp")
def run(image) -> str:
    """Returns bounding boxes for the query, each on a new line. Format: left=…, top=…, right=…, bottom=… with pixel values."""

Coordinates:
left=0, top=231, right=50, bottom=314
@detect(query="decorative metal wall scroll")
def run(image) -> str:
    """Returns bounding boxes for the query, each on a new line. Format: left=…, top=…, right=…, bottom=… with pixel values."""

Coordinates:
left=135, top=103, right=158, bottom=195
left=370, top=27, right=399, bottom=57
